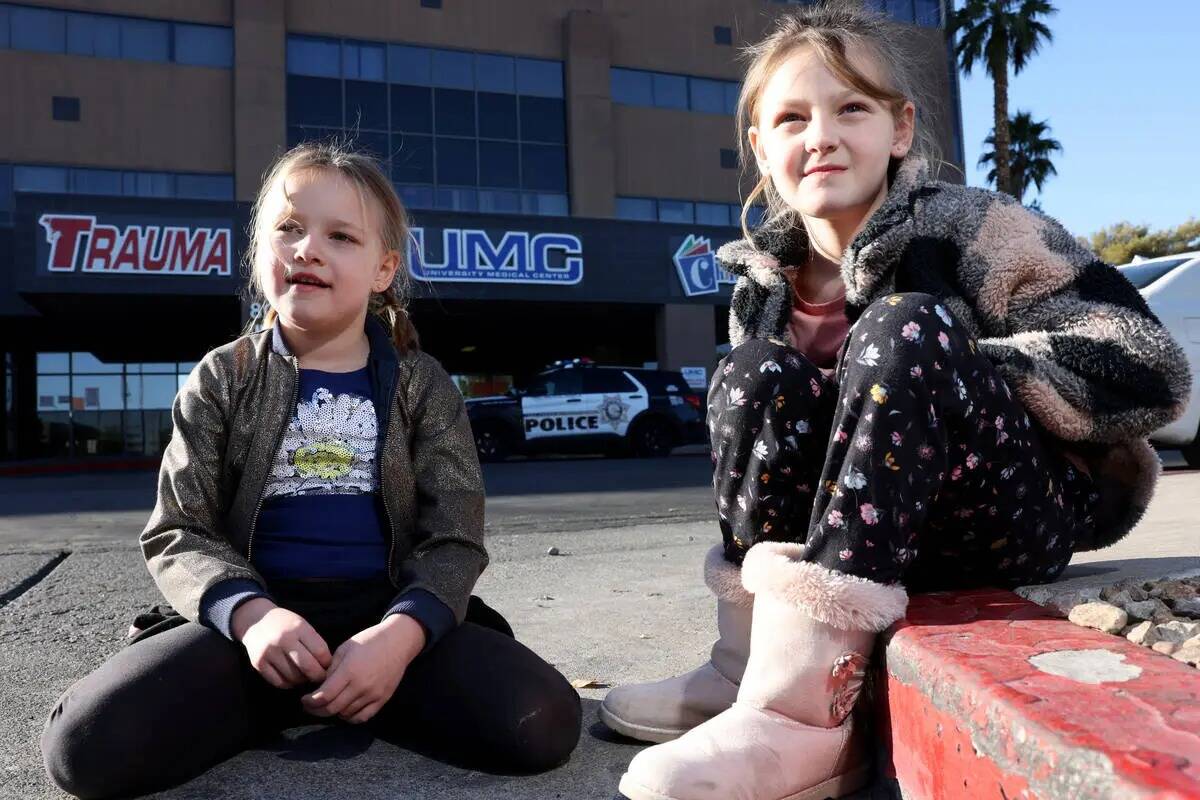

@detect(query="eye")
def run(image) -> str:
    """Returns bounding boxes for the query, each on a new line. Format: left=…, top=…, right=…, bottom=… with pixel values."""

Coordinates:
left=330, top=231, right=359, bottom=244
left=775, top=111, right=806, bottom=126
left=276, top=220, right=300, bottom=233
left=841, top=102, right=869, bottom=114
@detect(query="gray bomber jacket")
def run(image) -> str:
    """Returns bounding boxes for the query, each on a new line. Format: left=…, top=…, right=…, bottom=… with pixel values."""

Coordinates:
left=139, top=316, right=488, bottom=624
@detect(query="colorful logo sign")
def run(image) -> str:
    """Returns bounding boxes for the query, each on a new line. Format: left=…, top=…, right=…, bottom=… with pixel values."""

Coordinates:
left=408, top=227, right=584, bottom=285
left=38, top=214, right=232, bottom=276
left=673, top=235, right=735, bottom=297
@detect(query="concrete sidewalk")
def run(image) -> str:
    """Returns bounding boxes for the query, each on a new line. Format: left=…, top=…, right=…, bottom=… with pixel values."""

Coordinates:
left=2, top=468, right=1197, bottom=799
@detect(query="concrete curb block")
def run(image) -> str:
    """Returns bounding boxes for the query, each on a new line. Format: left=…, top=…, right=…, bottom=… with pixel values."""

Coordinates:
left=876, top=589, right=1200, bottom=799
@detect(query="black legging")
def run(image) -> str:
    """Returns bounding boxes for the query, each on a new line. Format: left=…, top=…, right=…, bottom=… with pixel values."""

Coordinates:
left=41, top=578, right=581, bottom=799
left=709, top=292, right=1099, bottom=589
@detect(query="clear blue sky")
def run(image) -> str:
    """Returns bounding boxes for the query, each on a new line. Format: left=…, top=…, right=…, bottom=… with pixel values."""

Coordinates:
left=956, top=0, right=1200, bottom=239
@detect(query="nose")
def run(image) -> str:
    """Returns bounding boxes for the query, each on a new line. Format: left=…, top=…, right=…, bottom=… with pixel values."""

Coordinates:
left=804, top=112, right=839, bottom=155
left=292, top=232, right=323, bottom=266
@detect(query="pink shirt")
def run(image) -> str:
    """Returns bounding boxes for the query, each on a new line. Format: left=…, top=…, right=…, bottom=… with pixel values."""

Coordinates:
left=786, top=291, right=850, bottom=377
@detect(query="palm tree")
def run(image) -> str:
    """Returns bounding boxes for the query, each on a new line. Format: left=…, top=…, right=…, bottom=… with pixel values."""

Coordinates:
left=949, top=0, right=1057, bottom=197
left=978, top=111, right=1062, bottom=203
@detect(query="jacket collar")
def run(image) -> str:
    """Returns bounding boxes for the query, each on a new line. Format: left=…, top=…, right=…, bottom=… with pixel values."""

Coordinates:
left=270, top=314, right=398, bottom=372
left=716, top=156, right=927, bottom=298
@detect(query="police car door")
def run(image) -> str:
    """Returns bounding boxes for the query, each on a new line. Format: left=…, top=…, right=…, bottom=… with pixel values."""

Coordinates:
left=520, top=370, right=586, bottom=441
left=581, top=370, right=648, bottom=438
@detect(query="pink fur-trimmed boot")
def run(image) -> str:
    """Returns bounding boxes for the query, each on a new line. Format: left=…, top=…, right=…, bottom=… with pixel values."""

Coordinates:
left=599, top=545, right=753, bottom=742
left=617, top=542, right=908, bottom=800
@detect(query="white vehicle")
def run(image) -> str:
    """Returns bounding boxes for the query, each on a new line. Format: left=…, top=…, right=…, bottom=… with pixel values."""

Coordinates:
left=1117, top=251, right=1200, bottom=466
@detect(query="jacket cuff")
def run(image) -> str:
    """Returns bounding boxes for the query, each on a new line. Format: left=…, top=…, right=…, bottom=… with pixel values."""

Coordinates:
left=200, top=578, right=270, bottom=641
left=385, top=588, right=456, bottom=653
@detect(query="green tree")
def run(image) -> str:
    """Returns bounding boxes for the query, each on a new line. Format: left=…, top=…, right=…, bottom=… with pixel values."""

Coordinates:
left=978, top=111, right=1062, bottom=203
left=949, top=0, right=1057, bottom=197
left=1084, top=219, right=1200, bottom=265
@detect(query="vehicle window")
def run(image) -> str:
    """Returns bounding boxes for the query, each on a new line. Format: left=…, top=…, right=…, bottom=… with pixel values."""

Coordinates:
left=527, top=371, right=582, bottom=396
left=583, top=371, right=636, bottom=394
left=631, top=370, right=687, bottom=394
left=1119, top=258, right=1190, bottom=289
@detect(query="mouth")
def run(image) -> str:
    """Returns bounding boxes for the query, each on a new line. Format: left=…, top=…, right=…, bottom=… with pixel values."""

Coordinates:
left=803, top=165, right=847, bottom=178
left=285, top=271, right=332, bottom=289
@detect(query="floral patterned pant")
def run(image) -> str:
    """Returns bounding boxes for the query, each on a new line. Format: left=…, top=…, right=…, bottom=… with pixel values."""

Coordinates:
left=709, top=292, right=1099, bottom=590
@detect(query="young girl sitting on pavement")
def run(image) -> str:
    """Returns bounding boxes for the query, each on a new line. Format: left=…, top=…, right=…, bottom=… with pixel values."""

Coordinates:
left=41, top=142, right=581, bottom=799
left=603, top=3, right=1190, bottom=799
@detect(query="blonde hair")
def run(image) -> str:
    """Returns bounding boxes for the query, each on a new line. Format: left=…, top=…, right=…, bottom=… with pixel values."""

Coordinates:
left=736, top=0, right=943, bottom=241
left=243, top=140, right=419, bottom=354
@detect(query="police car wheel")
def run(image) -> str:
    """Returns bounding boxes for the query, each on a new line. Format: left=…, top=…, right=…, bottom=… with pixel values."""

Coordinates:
left=631, top=419, right=673, bottom=458
left=474, top=426, right=511, bottom=462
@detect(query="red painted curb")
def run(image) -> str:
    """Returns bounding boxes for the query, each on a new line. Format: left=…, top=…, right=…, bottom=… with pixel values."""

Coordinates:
left=876, top=589, right=1200, bottom=800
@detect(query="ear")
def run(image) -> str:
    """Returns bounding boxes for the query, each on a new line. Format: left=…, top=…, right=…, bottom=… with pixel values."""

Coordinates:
left=747, top=126, right=770, bottom=175
left=891, top=101, right=916, bottom=159
left=373, top=249, right=401, bottom=293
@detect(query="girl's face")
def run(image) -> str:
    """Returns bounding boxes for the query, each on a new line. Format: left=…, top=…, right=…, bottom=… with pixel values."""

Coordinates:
left=260, top=168, right=398, bottom=335
left=748, top=46, right=914, bottom=231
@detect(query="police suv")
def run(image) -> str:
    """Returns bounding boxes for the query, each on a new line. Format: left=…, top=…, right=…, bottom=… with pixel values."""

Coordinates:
left=465, top=360, right=708, bottom=461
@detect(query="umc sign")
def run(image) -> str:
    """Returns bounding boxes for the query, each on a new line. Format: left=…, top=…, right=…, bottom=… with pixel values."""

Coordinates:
left=38, top=214, right=232, bottom=276
left=408, top=227, right=584, bottom=285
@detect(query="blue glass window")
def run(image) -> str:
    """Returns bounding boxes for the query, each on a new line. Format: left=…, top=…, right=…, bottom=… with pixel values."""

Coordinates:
left=349, top=131, right=389, bottom=162
left=658, top=200, right=694, bottom=224
left=11, top=6, right=64, bottom=53
left=287, top=76, right=342, bottom=127
left=391, top=85, right=433, bottom=133
left=516, top=58, right=563, bottom=98
left=435, top=186, right=477, bottom=211
left=616, top=197, right=656, bottom=222
left=392, top=134, right=434, bottom=184
left=914, top=0, right=941, bottom=27
left=478, top=189, right=520, bottom=214
left=122, top=171, right=172, bottom=198
left=14, top=166, right=68, bottom=193
left=343, top=42, right=385, bottom=81
left=689, top=79, right=726, bottom=114
left=885, top=0, right=916, bottom=23
left=432, top=48, right=473, bottom=90
left=388, top=44, right=431, bottom=85
left=175, top=23, right=233, bottom=68
left=696, top=202, right=730, bottom=227
left=287, top=36, right=340, bottom=77
left=519, top=96, right=565, bottom=143
left=652, top=73, right=688, bottom=110
left=475, top=53, right=515, bottom=94
left=478, top=141, right=519, bottom=188
left=120, top=18, right=169, bottom=62
left=176, top=174, right=233, bottom=200
left=0, top=7, right=9, bottom=49
left=72, top=169, right=122, bottom=195
left=435, top=88, right=476, bottom=136
left=611, top=68, right=653, bottom=106
left=724, top=82, right=741, bottom=115
left=345, top=80, right=388, bottom=130
left=288, top=126, right=340, bottom=148
left=436, top=138, right=477, bottom=186
left=525, top=193, right=568, bottom=217
left=478, top=92, right=518, bottom=139
left=520, top=144, right=566, bottom=192
left=66, top=13, right=119, bottom=58
left=397, top=184, right=435, bottom=210
left=0, top=165, right=13, bottom=213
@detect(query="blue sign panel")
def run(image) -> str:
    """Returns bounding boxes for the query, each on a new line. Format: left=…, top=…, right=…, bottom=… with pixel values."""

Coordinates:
left=408, top=227, right=584, bottom=285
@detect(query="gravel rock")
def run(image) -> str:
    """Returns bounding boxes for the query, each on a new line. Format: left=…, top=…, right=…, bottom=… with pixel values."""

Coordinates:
left=1152, top=640, right=1180, bottom=656
left=1123, top=598, right=1176, bottom=623
left=1173, top=636, right=1200, bottom=667
left=1067, top=602, right=1128, bottom=634
left=546, top=547, right=561, bottom=556
left=1148, top=579, right=1200, bottom=602
left=1171, top=597, right=1200, bottom=618
left=1125, top=620, right=1159, bottom=647
left=1154, top=620, right=1200, bottom=644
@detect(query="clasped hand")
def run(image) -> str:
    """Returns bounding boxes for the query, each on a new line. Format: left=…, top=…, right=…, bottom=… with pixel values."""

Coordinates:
left=232, top=598, right=426, bottom=724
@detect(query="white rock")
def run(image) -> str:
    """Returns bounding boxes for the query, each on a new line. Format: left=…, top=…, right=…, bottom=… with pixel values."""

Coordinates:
left=1067, top=602, right=1128, bottom=634
left=1125, top=621, right=1158, bottom=647
left=1152, top=640, right=1180, bottom=656
left=1172, top=636, right=1200, bottom=667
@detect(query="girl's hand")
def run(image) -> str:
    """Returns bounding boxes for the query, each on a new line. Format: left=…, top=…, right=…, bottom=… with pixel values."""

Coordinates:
left=233, top=598, right=333, bottom=689
left=300, top=614, right=426, bottom=724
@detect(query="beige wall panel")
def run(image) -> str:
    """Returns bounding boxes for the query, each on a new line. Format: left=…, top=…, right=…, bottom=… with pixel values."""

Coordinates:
left=0, top=52, right=232, bottom=173
left=13, top=0, right=230, bottom=25
left=235, top=0, right=288, bottom=200
left=565, top=9, right=615, bottom=218
left=612, top=106, right=741, bottom=204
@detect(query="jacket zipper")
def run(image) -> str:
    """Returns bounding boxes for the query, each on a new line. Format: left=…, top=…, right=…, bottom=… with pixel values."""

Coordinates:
left=246, top=355, right=300, bottom=563
left=380, top=391, right=397, bottom=583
